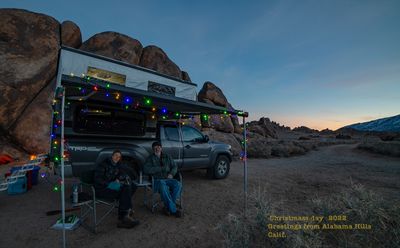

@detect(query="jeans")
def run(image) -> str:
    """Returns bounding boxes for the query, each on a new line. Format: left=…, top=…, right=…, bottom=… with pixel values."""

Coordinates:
left=96, top=184, right=137, bottom=218
left=154, top=179, right=182, bottom=213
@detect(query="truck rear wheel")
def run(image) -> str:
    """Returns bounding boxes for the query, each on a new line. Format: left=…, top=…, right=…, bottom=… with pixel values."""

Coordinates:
left=212, top=155, right=230, bottom=179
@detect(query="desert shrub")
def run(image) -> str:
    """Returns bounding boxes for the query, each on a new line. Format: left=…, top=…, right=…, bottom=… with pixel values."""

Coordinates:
left=310, top=182, right=400, bottom=247
left=217, top=187, right=274, bottom=248
left=218, top=183, right=400, bottom=248
left=358, top=141, right=400, bottom=157
left=271, top=142, right=307, bottom=157
left=336, top=134, right=352, bottom=139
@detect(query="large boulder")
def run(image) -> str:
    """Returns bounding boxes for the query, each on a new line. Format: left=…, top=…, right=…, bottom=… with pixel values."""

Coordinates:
left=203, top=130, right=241, bottom=157
left=61, top=20, right=82, bottom=48
left=10, top=78, right=55, bottom=154
left=227, top=102, right=242, bottom=134
left=139, top=45, right=182, bottom=79
left=247, top=117, right=278, bottom=139
left=242, top=132, right=272, bottom=158
left=198, top=81, right=228, bottom=107
left=181, top=71, right=192, bottom=82
left=0, top=9, right=60, bottom=131
left=80, top=31, right=143, bottom=65
left=209, top=114, right=234, bottom=133
left=198, top=82, right=239, bottom=133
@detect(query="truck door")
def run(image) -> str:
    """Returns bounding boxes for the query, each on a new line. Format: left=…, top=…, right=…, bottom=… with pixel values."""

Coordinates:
left=181, top=126, right=211, bottom=168
left=160, top=125, right=184, bottom=168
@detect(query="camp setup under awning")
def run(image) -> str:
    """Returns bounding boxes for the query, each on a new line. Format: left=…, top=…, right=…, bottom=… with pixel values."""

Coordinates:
left=54, top=47, right=249, bottom=248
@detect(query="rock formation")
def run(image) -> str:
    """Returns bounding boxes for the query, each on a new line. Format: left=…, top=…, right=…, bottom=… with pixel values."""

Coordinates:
left=139, top=45, right=182, bottom=79
left=247, top=117, right=279, bottom=139
left=61, top=20, right=82, bottom=48
left=292, top=126, right=319, bottom=133
left=197, top=82, right=241, bottom=133
left=0, top=9, right=59, bottom=130
left=181, top=71, right=192, bottom=82
left=0, top=9, right=60, bottom=156
left=0, top=8, right=345, bottom=161
left=80, top=31, right=143, bottom=65
left=0, top=9, right=195, bottom=158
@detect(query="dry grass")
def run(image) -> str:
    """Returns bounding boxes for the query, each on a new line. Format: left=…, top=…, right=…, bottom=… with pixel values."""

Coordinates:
left=218, top=183, right=400, bottom=248
left=358, top=141, right=400, bottom=157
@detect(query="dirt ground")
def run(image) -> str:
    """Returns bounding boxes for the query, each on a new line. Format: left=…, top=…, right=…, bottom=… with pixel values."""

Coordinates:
left=0, top=144, right=399, bottom=248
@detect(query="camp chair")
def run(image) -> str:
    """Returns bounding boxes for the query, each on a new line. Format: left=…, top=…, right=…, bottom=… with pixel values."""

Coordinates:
left=133, top=165, right=153, bottom=209
left=134, top=165, right=183, bottom=214
left=73, top=170, right=118, bottom=233
left=149, top=172, right=183, bottom=214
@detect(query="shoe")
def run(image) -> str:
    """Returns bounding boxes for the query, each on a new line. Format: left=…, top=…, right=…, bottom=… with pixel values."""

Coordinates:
left=173, top=209, right=182, bottom=218
left=163, top=207, right=171, bottom=216
left=117, top=215, right=140, bottom=229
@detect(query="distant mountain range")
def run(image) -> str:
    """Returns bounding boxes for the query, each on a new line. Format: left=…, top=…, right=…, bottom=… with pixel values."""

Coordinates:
left=343, top=114, right=400, bottom=132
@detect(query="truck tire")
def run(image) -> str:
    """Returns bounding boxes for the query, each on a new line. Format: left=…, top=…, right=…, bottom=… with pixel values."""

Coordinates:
left=213, top=155, right=230, bottom=179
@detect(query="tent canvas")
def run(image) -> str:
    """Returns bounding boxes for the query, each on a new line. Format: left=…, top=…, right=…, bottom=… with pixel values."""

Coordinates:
left=57, top=46, right=197, bottom=101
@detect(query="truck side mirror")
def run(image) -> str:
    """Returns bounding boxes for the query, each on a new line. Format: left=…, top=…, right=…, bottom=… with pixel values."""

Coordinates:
left=204, top=135, right=209, bottom=142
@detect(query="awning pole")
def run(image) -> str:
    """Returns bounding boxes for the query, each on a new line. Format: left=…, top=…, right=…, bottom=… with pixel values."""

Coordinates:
left=243, top=115, right=247, bottom=216
left=60, top=87, right=66, bottom=248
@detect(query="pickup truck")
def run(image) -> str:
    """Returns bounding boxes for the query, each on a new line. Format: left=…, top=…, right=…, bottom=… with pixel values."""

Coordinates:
left=55, top=101, right=233, bottom=179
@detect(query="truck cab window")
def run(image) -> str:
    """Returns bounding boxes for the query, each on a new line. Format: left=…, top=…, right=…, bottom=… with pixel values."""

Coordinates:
left=182, top=126, right=204, bottom=142
left=164, top=126, right=180, bottom=141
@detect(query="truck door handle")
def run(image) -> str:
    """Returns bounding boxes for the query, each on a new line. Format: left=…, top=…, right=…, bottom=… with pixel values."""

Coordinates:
left=185, top=145, right=191, bottom=149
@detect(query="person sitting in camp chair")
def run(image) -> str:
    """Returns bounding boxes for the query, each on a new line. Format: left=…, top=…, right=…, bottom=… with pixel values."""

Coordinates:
left=144, top=141, right=182, bottom=218
left=94, top=149, right=140, bottom=228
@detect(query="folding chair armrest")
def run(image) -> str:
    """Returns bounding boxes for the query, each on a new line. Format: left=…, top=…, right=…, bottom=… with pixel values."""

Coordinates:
left=79, top=182, right=96, bottom=198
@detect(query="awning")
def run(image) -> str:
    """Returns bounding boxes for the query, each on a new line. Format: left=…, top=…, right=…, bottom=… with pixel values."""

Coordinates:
left=61, top=75, right=248, bottom=117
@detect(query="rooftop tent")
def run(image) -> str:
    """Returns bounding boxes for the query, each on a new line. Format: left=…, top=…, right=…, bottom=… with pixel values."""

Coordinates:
left=57, top=46, right=247, bottom=117
left=57, top=46, right=197, bottom=101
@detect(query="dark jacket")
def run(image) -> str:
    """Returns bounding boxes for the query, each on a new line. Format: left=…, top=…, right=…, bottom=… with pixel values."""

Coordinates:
left=143, top=153, right=177, bottom=179
left=94, top=158, right=127, bottom=190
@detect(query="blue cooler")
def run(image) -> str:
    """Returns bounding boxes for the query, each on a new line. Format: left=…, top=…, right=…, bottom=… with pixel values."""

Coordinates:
left=7, top=176, right=27, bottom=195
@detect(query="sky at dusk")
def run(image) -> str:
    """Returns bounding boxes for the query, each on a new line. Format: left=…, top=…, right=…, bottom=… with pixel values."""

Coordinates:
left=2, top=0, right=399, bottom=130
